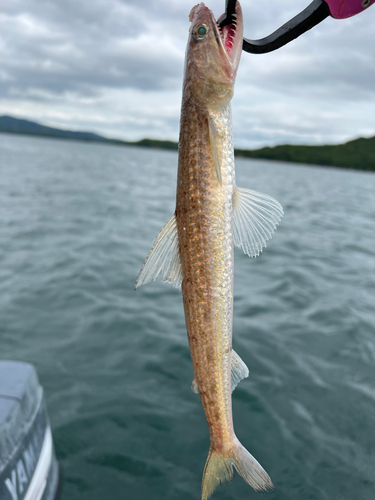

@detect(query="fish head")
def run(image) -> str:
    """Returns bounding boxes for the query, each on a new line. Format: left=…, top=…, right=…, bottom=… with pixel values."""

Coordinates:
left=185, top=1, right=243, bottom=110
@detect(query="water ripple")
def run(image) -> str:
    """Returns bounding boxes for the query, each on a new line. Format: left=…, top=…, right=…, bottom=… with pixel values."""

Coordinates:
left=1, top=135, right=375, bottom=500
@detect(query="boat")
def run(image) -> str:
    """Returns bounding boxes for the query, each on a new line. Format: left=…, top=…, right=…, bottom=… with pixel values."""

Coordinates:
left=0, top=361, right=62, bottom=500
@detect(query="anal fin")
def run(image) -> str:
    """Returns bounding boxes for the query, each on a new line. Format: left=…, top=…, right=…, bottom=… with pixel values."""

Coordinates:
left=191, top=349, right=249, bottom=394
left=231, top=349, right=249, bottom=391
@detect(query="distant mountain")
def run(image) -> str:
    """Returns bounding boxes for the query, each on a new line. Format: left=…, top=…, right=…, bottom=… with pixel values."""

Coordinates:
left=0, top=115, right=109, bottom=142
left=0, top=115, right=179, bottom=150
left=0, top=115, right=374, bottom=171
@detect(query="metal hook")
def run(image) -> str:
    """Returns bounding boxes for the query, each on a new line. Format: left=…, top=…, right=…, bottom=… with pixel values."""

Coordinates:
left=218, top=0, right=375, bottom=55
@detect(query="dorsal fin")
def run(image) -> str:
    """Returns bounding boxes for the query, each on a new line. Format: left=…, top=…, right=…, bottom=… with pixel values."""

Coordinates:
left=135, top=215, right=182, bottom=290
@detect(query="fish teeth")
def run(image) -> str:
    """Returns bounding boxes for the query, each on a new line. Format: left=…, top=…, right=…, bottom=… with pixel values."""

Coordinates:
left=217, top=23, right=224, bottom=40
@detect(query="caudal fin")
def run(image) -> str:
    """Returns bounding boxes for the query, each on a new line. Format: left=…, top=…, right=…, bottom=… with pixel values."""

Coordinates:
left=231, top=440, right=274, bottom=492
left=201, top=440, right=273, bottom=500
left=201, top=449, right=234, bottom=500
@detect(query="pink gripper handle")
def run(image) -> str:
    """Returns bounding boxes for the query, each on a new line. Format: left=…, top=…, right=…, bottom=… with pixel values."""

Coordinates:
left=326, top=0, right=375, bottom=18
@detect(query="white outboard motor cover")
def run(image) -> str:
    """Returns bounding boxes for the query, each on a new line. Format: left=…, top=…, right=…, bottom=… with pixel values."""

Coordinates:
left=0, top=361, right=61, bottom=500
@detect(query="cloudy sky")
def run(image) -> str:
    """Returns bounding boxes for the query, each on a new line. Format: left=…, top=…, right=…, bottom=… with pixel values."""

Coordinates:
left=0, top=0, right=374, bottom=148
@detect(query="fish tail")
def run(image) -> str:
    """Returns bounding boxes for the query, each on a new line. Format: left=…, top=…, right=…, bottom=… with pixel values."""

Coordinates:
left=201, top=448, right=234, bottom=500
left=231, top=438, right=274, bottom=492
left=201, top=439, right=273, bottom=500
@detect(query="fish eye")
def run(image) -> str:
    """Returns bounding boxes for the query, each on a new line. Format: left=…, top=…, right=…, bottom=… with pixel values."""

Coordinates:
left=193, top=23, right=209, bottom=40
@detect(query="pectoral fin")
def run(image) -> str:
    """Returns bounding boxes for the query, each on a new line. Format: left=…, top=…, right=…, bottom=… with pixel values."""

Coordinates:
left=135, top=214, right=182, bottom=289
left=233, top=187, right=283, bottom=258
left=208, top=114, right=223, bottom=186
left=191, top=349, right=249, bottom=394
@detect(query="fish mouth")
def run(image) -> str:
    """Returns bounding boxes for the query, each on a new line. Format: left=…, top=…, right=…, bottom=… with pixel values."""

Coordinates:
left=213, top=1, right=243, bottom=77
left=217, top=12, right=239, bottom=61
left=189, top=2, right=243, bottom=81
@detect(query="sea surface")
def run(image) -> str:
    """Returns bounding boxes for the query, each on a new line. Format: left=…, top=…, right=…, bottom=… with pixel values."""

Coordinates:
left=1, top=133, right=375, bottom=500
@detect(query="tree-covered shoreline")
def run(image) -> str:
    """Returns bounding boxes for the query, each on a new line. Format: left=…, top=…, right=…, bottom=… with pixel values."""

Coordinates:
left=1, top=115, right=374, bottom=171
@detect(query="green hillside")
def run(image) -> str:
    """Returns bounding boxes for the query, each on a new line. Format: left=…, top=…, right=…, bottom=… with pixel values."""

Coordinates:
left=118, top=138, right=178, bottom=150
left=235, top=136, right=375, bottom=171
left=1, top=115, right=374, bottom=171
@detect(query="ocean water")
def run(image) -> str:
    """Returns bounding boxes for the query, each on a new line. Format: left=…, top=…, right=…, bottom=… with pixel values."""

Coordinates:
left=1, top=132, right=375, bottom=500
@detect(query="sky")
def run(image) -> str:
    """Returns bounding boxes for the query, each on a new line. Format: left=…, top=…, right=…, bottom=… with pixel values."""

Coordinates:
left=0, top=0, right=374, bottom=149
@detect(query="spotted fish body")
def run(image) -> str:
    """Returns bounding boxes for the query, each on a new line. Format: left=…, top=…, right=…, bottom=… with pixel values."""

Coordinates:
left=177, top=101, right=236, bottom=452
left=136, top=2, right=283, bottom=498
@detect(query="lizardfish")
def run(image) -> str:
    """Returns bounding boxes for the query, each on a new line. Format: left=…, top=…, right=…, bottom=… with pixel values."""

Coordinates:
left=135, top=2, right=283, bottom=498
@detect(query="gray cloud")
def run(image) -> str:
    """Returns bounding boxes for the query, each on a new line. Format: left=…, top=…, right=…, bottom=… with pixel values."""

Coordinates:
left=0, top=0, right=185, bottom=98
left=0, top=0, right=374, bottom=146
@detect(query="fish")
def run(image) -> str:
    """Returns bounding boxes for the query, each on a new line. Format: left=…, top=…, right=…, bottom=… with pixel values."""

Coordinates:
left=135, top=2, right=283, bottom=498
